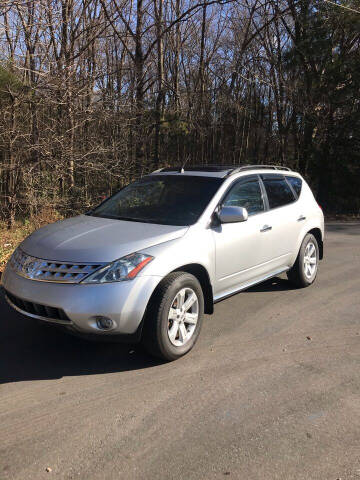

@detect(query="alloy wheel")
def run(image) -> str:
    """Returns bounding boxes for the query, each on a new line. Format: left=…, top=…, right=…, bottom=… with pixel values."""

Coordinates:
left=303, top=241, right=318, bottom=279
left=167, top=287, right=199, bottom=347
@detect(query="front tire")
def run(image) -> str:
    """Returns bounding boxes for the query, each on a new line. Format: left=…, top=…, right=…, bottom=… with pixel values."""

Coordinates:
left=142, top=272, right=204, bottom=361
left=287, top=233, right=319, bottom=288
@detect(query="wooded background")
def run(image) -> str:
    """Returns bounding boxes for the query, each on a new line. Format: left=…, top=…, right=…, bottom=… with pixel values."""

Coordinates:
left=0, top=0, right=359, bottom=227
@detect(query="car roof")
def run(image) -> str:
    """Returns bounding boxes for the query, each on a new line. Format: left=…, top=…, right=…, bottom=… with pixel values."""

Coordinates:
left=150, top=164, right=295, bottom=179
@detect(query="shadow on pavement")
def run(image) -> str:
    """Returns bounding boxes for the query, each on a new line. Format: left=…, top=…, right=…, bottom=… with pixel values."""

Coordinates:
left=0, top=291, right=162, bottom=385
left=0, top=267, right=329, bottom=384
left=246, top=276, right=293, bottom=293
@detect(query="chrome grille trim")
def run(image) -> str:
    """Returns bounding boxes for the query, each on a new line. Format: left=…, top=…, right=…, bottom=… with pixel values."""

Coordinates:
left=9, top=248, right=105, bottom=283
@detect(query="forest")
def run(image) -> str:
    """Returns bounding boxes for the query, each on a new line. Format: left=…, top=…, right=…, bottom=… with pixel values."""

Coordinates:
left=0, top=0, right=359, bottom=229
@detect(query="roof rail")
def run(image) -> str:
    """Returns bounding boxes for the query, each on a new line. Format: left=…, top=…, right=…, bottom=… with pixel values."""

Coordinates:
left=151, top=164, right=292, bottom=176
left=155, top=165, right=235, bottom=173
left=226, top=165, right=292, bottom=176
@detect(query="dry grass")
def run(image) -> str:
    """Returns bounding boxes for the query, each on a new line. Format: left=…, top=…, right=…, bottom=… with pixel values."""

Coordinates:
left=0, top=208, right=63, bottom=273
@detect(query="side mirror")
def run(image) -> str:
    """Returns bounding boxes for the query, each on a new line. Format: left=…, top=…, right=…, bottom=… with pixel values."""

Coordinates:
left=218, top=206, right=248, bottom=224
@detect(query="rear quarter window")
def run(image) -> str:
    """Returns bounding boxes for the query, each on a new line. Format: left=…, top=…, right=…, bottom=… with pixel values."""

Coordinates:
left=261, top=174, right=296, bottom=209
left=286, top=176, right=302, bottom=197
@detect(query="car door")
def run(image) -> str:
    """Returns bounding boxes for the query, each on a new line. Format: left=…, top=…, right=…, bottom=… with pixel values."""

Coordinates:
left=256, top=173, right=301, bottom=271
left=211, top=175, right=269, bottom=299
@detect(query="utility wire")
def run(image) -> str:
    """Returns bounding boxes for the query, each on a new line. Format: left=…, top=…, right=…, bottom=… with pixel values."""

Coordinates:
left=323, top=0, right=360, bottom=14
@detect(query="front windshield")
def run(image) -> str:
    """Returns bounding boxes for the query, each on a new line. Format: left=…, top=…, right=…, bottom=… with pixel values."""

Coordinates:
left=90, top=175, right=223, bottom=226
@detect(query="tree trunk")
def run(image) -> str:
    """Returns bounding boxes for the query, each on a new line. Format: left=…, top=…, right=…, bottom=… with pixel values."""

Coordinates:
left=154, top=0, right=165, bottom=166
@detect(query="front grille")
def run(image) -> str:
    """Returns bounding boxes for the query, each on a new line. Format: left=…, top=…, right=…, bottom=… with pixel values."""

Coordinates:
left=9, top=247, right=104, bottom=283
left=5, top=290, right=71, bottom=322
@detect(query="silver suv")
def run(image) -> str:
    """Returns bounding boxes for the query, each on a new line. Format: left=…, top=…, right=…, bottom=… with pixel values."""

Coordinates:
left=3, top=165, right=324, bottom=360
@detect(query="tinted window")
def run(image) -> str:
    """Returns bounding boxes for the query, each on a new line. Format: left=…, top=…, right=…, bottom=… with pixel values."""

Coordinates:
left=223, top=178, right=264, bottom=215
left=261, top=175, right=296, bottom=209
left=90, top=175, right=223, bottom=226
left=286, top=176, right=302, bottom=197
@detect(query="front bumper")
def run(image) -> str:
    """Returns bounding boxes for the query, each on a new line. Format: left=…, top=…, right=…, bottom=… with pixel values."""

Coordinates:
left=2, top=265, right=162, bottom=335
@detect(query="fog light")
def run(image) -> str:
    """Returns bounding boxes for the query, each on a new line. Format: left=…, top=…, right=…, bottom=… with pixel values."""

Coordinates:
left=95, top=316, right=114, bottom=330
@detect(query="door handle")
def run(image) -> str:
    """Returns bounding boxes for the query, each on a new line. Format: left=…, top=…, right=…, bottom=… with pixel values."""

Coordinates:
left=297, top=215, right=306, bottom=222
left=260, top=225, right=272, bottom=232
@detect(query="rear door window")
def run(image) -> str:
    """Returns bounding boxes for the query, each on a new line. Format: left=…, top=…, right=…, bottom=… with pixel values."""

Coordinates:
left=261, top=174, right=296, bottom=209
left=286, top=176, right=302, bottom=197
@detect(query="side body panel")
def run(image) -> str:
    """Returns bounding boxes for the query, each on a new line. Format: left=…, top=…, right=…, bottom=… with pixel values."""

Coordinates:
left=287, top=180, right=324, bottom=265
left=210, top=216, right=265, bottom=296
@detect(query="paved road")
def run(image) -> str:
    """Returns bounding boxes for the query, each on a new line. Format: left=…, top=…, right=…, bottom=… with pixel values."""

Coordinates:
left=1, top=223, right=360, bottom=480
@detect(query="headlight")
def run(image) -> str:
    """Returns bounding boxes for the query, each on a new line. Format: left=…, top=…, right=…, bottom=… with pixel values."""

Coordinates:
left=81, top=253, right=153, bottom=284
left=8, top=246, right=26, bottom=271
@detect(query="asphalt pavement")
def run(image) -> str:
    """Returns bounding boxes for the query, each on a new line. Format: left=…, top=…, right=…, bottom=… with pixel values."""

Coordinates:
left=1, top=222, right=360, bottom=480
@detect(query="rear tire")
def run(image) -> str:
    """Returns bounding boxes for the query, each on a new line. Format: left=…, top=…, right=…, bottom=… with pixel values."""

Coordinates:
left=287, top=233, right=319, bottom=288
left=142, top=272, right=204, bottom=361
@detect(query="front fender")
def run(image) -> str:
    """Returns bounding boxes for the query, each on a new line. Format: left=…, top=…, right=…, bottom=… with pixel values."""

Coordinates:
left=138, top=226, right=215, bottom=285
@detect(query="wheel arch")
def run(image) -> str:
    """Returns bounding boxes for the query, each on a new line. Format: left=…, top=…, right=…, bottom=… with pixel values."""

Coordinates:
left=141, top=263, right=214, bottom=341
left=307, top=227, right=323, bottom=260
left=171, top=263, right=214, bottom=314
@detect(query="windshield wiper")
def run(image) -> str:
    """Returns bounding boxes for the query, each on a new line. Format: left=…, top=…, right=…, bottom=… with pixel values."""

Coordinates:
left=88, top=212, right=186, bottom=225
left=88, top=213, right=161, bottom=223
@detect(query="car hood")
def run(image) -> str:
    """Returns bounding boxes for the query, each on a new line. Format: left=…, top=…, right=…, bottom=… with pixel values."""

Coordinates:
left=20, top=215, right=188, bottom=263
